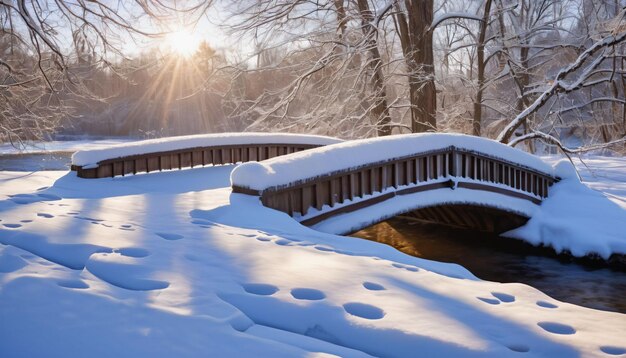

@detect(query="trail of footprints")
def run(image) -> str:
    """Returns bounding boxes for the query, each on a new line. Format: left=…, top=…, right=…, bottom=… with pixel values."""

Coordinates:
left=474, top=291, right=626, bottom=355
left=245, top=231, right=625, bottom=356
left=241, top=280, right=387, bottom=320
left=4, top=207, right=625, bottom=356
left=2, top=202, right=141, bottom=233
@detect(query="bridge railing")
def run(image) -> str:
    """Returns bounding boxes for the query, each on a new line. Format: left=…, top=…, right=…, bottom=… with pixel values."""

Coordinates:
left=232, top=145, right=557, bottom=226
left=71, top=134, right=341, bottom=178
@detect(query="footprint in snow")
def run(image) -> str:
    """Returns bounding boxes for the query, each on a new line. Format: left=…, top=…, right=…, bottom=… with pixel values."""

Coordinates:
left=491, top=292, right=515, bottom=303
left=37, top=193, right=61, bottom=201
left=156, top=232, right=184, bottom=241
left=191, top=219, right=213, bottom=226
left=363, top=282, right=386, bottom=291
left=37, top=213, right=54, bottom=218
left=343, top=302, right=385, bottom=320
left=312, top=245, right=354, bottom=255
left=506, top=344, right=530, bottom=353
left=86, top=253, right=169, bottom=291
left=392, top=263, right=419, bottom=272
left=537, top=321, right=576, bottom=335
left=116, top=247, right=150, bottom=258
left=119, top=224, right=135, bottom=231
left=57, top=279, right=89, bottom=289
left=20, top=220, right=33, bottom=223
left=600, top=346, right=626, bottom=356
left=536, top=300, right=558, bottom=309
left=314, top=245, right=335, bottom=252
left=290, top=288, right=326, bottom=301
left=274, top=239, right=293, bottom=246
left=242, top=283, right=279, bottom=296
left=3, top=223, right=22, bottom=229
left=9, top=193, right=60, bottom=204
left=75, top=216, right=104, bottom=222
left=477, top=297, right=501, bottom=305
left=256, top=236, right=272, bottom=242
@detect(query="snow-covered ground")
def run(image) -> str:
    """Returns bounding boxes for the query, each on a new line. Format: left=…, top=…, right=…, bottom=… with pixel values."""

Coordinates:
left=0, top=138, right=133, bottom=155
left=505, top=156, right=626, bottom=258
left=1, top=155, right=625, bottom=357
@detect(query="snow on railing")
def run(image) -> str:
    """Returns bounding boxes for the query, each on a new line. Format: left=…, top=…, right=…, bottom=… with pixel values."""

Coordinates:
left=71, top=133, right=342, bottom=178
left=231, top=134, right=558, bottom=228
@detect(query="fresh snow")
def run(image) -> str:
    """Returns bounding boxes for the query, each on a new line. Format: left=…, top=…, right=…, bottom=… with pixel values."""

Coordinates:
left=231, top=133, right=554, bottom=192
left=504, top=156, right=626, bottom=259
left=0, top=138, right=133, bottom=155
left=71, top=133, right=342, bottom=167
left=0, top=154, right=625, bottom=357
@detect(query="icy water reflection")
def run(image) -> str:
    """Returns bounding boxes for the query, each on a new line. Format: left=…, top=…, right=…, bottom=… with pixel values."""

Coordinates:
left=353, top=217, right=626, bottom=314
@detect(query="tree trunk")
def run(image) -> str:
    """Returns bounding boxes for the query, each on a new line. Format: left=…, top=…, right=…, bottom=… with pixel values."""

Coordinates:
left=357, top=0, right=392, bottom=136
left=472, top=0, right=493, bottom=136
left=396, top=1, right=437, bottom=133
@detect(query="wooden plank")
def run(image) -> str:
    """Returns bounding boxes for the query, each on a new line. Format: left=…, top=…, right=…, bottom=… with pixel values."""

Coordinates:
left=370, top=168, right=379, bottom=193
left=135, top=158, right=147, bottom=174
left=181, top=152, right=192, bottom=168
left=300, top=191, right=395, bottom=226
left=97, top=164, right=113, bottom=178
left=123, top=160, right=134, bottom=175
left=359, top=171, right=366, bottom=196
left=147, top=157, right=159, bottom=172
left=202, top=150, right=212, bottom=165
left=192, top=151, right=203, bottom=167
left=349, top=173, right=357, bottom=200
left=268, top=146, right=278, bottom=158
left=406, top=159, right=413, bottom=184
left=221, top=148, right=231, bottom=164
left=336, top=176, right=347, bottom=204
left=315, top=183, right=324, bottom=210
left=113, top=162, right=124, bottom=177
left=456, top=182, right=542, bottom=204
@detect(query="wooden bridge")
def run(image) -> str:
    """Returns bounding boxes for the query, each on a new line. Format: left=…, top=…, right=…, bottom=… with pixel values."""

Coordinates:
left=72, top=133, right=558, bottom=234
left=231, top=134, right=559, bottom=234
left=70, top=133, right=340, bottom=178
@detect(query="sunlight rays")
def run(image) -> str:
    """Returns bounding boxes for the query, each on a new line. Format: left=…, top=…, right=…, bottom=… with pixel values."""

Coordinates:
left=164, top=29, right=202, bottom=58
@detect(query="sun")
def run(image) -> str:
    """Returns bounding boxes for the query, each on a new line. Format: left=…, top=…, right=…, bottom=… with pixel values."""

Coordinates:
left=164, top=29, right=201, bottom=58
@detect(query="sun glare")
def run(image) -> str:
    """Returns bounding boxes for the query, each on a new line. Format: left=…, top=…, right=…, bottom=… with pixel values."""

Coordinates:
left=164, top=29, right=201, bottom=57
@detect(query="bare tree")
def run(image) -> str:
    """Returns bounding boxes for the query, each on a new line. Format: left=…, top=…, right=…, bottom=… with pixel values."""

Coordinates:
left=0, top=0, right=210, bottom=146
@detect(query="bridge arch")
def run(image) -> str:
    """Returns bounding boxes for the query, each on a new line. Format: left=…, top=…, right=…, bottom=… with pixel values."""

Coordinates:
left=231, top=134, right=559, bottom=234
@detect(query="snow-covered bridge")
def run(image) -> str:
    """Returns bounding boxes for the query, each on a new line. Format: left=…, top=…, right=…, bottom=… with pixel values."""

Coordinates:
left=70, top=132, right=559, bottom=234
left=231, top=134, right=559, bottom=234
left=70, top=133, right=341, bottom=178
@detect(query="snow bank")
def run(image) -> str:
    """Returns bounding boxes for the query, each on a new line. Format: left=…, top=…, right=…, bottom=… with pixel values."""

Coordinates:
left=505, top=157, right=626, bottom=259
left=71, top=133, right=342, bottom=167
left=231, top=133, right=554, bottom=191
left=2, top=155, right=626, bottom=357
